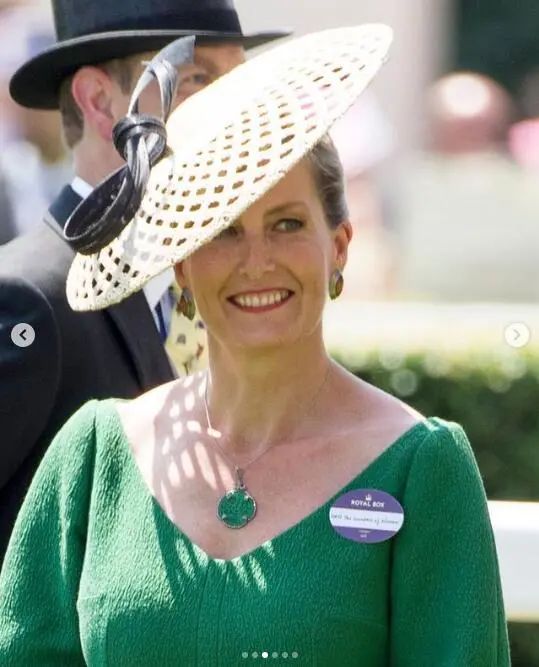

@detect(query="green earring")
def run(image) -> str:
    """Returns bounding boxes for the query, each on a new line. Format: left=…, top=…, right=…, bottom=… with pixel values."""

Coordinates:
left=328, top=269, right=344, bottom=300
left=176, top=287, right=196, bottom=321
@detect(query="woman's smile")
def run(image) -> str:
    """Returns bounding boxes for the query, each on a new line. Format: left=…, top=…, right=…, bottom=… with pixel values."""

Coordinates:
left=227, top=289, right=294, bottom=313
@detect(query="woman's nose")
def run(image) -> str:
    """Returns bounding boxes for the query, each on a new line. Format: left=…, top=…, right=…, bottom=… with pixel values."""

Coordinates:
left=238, top=235, right=276, bottom=278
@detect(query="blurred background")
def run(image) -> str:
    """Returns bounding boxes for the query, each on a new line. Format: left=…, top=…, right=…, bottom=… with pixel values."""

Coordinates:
left=1, top=0, right=538, bottom=663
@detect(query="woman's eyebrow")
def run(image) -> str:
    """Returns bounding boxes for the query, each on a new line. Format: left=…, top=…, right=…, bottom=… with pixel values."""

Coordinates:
left=264, top=201, right=308, bottom=216
left=233, top=202, right=308, bottom=226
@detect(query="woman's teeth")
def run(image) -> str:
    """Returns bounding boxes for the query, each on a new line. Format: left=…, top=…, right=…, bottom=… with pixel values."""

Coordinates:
left=231, top=290, right=291, bottom=308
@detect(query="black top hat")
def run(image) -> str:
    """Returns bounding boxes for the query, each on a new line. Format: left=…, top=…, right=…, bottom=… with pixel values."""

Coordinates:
left=9, top=0, right=291, bottom=110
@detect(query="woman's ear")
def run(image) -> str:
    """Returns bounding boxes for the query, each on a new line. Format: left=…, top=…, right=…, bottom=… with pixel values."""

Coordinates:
left=173, top=261, right=187, bottom=289
left=333, top=219, right=353, bottom=269
left=71, top=66, right=118, bottom=142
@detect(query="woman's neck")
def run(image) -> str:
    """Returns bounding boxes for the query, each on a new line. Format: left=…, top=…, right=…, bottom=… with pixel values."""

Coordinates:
left=202, top=346, right=338, bottom=459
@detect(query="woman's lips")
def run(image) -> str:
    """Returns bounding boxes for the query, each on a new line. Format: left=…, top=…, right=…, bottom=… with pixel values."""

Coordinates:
left=228, top=289, right=294, bottom=313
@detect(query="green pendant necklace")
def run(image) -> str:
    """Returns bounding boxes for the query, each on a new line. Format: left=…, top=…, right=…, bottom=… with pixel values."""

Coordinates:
left=203, top=365, right=331, bottom=529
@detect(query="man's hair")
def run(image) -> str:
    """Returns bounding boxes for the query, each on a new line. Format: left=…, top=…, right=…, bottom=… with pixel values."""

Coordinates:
left=307, top=133, right=349, bottom=229
left=58, top=57, right=138, bottom=149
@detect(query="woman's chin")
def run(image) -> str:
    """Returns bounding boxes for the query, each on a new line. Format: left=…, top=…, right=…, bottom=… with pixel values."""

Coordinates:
left=227, top=328, right=298, bottom=351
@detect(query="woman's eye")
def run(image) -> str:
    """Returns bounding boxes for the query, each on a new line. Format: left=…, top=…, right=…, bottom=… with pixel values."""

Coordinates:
left=275, top=218, right=304, bottom=231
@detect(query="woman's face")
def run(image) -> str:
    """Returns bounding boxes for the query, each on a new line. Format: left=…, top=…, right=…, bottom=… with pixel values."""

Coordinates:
left=174, top=157, right=351, bottom=351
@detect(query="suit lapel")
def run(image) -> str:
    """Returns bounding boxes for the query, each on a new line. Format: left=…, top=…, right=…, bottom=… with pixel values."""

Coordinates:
left=107, top=294, right=177, bottom=389
left=44, top=185, right=177, bottom=390
left=43, top=184, right=82, bottom=241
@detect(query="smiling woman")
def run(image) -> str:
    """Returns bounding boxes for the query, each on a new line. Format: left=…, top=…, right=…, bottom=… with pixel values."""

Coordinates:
left=0, top=24, right=511, bottom=667
left=173, top=149, right=352, bottom=365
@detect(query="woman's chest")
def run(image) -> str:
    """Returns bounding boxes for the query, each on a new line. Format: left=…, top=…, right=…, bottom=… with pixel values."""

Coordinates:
left=115, top=388, right=421, bottom=561
left=132, top=421, right=404, bottom=562
left=79, top=481, right=393, bottom=667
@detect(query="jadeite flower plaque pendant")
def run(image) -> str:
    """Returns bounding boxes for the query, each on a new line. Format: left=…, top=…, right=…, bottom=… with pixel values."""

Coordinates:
left=217, top=467, right=257, bottom=528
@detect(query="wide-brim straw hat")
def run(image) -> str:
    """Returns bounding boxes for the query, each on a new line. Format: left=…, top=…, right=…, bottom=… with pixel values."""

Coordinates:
left=66, top=24, right=393, bottom=312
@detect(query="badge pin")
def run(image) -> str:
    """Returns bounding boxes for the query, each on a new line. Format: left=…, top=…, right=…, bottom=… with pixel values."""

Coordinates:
left=329, top=488, right=404, bottom=544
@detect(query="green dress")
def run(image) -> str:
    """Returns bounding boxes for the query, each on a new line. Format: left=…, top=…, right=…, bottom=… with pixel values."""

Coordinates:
left=0, top=398, right=511, bottom=666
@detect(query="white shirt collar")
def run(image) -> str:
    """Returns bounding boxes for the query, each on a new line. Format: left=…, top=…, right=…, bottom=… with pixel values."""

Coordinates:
left=69, top=177, right=174, bottom=314
left=143, top=267, right=175, bottom=311
left=71, top=176, right=93, bottom=199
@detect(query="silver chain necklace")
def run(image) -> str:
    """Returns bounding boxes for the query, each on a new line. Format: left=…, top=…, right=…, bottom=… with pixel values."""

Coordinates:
left=203, top=364, right=331, bottom=529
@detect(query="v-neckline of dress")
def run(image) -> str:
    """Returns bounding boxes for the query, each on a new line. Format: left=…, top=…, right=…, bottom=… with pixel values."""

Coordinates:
left=105, top=397, right=435, bottom=566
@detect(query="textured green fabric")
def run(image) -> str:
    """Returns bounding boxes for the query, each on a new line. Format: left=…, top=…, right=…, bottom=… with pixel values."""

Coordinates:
left=0, top=398, right=511, bottom=666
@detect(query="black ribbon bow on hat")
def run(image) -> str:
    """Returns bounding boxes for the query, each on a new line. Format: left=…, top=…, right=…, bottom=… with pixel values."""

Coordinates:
left=63, top=36, right=195, bottom=255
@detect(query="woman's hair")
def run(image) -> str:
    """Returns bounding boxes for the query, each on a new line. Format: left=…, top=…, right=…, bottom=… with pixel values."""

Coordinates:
left=306, top=133, right=349, bottom=229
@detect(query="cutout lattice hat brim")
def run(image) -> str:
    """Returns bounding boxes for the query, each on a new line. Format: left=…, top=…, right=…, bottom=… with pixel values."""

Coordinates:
left=66, top=24, right=393, bottom=311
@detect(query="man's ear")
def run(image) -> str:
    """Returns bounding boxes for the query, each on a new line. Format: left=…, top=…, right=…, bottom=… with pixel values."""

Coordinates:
left=333, top=219, right=353, bottom=269
left=71, top=66, right=118, bottom=142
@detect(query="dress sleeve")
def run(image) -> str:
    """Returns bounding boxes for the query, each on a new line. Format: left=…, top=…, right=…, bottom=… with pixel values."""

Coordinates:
left=0, top=399, right=99, bottom=666
left=389, top=421, right=511, bottom=666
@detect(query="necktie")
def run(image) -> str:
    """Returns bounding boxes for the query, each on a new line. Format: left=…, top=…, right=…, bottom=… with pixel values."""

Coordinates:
left=154, top=300, right=168, bottom=343
left=154, top=286, right=175, bottom=342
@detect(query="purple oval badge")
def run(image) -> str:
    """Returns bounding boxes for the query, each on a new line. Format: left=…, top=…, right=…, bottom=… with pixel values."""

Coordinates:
left=329, top=488, right=404, bottom=544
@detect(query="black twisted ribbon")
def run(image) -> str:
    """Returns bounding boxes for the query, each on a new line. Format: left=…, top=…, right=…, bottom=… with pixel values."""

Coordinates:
left=63, top=36, right=195, bottom=255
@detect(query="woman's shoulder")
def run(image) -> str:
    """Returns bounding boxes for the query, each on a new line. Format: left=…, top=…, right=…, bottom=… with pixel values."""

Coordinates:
left=348, top=378, right=428, bottom=444
left=42, top=398, right=122, bottom=475
left=110, top=376, right=194, bottom=457
left=412, top=414, right=472, bottom=457
left=59, top=396, right=134, bottom=446
left=352, top=380, right=473, bottom=471
left=18, top=399, right=105, bottom=515
left=50, top=398, right=101, bottom=455
left=41, top=392, right=169, bottom=504
left=401, top=413, right=480, bottom=495
left=46, top=392, right=159, bottom=469
left=360, top=393, right=481, bottom=512
left=113, top=375, right=192, bottom=416
left=357, top=376, right=466, bottom=437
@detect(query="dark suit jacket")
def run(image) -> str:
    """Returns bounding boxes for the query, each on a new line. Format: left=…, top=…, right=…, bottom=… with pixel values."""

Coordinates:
left=0, top=185, right=177, bottom=564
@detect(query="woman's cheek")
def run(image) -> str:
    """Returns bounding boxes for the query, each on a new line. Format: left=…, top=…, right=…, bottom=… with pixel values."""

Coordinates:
left=189, top=246, right=230, bottom=281
left=290, top=239, right=328, bottom=274
left=277, top=234, right=322, bottom=261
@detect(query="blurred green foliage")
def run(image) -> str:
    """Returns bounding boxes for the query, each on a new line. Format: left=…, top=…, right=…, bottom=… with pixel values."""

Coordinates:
left=330, top=344, right=539, bottom=665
